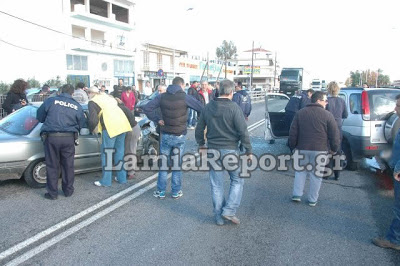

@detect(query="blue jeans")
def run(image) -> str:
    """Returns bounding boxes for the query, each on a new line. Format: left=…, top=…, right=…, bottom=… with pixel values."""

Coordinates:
left=387, top=178, right=400, bottom=244
left=100, top=130, right=127, bottom=186
left=157, top=133, right=186, bottom=193
left=209, top=149, right=244, bottom=217
left=187, top=108, right=197, bottom=127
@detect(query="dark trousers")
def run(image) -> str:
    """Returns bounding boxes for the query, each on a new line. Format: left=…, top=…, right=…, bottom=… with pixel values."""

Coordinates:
left=44, top=135, right=75, bottom=197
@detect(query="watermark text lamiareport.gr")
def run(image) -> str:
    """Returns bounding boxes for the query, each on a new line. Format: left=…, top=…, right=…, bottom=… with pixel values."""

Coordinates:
left=104, top=149, right=346, bottom=178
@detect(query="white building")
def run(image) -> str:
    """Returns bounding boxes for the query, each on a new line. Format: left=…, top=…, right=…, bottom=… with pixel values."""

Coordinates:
left=0, top=0, right=136, bottom=92
left=233, top=48, right=279, bottom=90
left=136, top=43, right=187, bottom=92
left=135, top=43, right=236, bottom=92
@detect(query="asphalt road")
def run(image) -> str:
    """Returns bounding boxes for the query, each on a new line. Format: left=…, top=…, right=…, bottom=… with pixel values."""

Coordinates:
left=1, top=101, right=400, bottom=265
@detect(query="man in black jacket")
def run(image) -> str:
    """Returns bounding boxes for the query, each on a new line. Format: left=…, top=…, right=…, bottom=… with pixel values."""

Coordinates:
left=37, top=84, right=85, bottom=199
left=143, top=77, right=203, bottom=200
left=289, top=91, right=340, bottom=207
left=195, top=79, right=252, bottom=226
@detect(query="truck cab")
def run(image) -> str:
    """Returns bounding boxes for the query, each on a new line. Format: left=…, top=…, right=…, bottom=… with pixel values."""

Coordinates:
left=279, top=68, right=303, bottom=97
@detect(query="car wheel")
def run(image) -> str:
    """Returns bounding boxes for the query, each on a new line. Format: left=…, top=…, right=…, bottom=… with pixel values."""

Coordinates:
left=24, top=160, right=47, bottom=188
left=343, top=140, right=358, bottom=171
left=147, top=138, right=159, bottom=166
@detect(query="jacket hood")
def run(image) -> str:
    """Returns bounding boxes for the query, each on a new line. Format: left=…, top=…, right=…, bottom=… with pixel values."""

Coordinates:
left=167, top=85, right=184, bottom=94
left=208, top=98, right=231, bottom=117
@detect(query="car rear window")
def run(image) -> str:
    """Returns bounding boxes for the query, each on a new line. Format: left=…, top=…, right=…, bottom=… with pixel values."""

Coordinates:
left=369, top=90, right=399, bottom=120
left=0, top=106, right=39, bottom=135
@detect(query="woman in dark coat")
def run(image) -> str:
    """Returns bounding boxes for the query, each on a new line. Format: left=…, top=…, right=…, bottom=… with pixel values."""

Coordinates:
left=326, top=81, right=348, bottom=180
left=3, top=79, right=28, bottom=115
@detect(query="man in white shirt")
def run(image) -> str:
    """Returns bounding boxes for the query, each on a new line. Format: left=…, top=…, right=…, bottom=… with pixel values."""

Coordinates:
left=143, top=81, right=153, bottom=96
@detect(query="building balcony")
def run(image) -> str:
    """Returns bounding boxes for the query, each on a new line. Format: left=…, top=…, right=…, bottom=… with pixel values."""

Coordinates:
left=71, top=3, right=133, bottom=31
left=67, top=38, right=135, bottom=57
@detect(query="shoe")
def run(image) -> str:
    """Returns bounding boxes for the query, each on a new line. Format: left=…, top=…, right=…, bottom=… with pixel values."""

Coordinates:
left=215, top=216, right=224, bottom=226
left=292, top=196, right=301, bottom=202
left=44, top=193, right=57, bottom=200
left=308, top=201, right=317, bottom=207
left=94, top=181, right=103, bottom=187
left=222, top=215, right=240, bottom=225
left=372, top=238, right=400, bottom=250
left=64, top=192, right=73, bottom=197
left=172, top=190, right=183, bottom=199
left=153, top=190, right=166, bottom=199
left=127, top=174, right=135, bottom=180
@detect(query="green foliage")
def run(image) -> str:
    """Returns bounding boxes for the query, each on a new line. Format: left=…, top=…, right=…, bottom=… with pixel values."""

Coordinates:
left=26, top=77, right=41, bottom=89
left=45, top=76, right=64, bottom=87
left=0, top=82, right=10, bottom=94
left=216, top=40, right=237, bottom=60
left=348, top=69, right=390, bottom=87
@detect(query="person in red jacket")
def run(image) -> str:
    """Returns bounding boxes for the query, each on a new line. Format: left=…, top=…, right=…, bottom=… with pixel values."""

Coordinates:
left=121, top=86, right=136, bottom=111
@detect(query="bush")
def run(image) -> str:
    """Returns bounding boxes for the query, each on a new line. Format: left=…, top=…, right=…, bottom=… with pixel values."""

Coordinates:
left=0, top=82, right=10, bottom=95
left=26, top=77, right=41, bottom=89
left=45, top=76, right=64, bottom=87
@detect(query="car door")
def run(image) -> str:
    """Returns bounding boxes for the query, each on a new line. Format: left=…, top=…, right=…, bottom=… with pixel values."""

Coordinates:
left=74, top=110, right=102, bottom=173
left=264, top=93, right=290, bottom=141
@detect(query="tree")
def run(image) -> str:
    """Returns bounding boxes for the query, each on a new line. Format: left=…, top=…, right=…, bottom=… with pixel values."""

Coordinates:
left=0, top=82, right=10, bottom=94
left=216, top=40, right=237, bottom=78
left=26, top=77, right=41, bottom=89
left=347, top=69, right=390, bottom=87
left=349, top=71, right=361, bottom=87
left=45, top=76, right=64, bottom=87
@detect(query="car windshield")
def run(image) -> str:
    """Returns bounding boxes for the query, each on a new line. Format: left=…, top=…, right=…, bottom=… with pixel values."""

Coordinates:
left=369, top=90, right=398, bottom=120
left=281, top=71, right=299, bottom=81
left=0, top=105, right=39, bottom=135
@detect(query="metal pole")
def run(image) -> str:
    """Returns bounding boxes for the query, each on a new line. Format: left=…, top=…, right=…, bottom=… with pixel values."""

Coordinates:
left=250, top=41, right=254, bottom=89
left=200, top=61, right=208, bottom=82
left=216, top=63, right=223, bottom=81
left=273, top=51, right=277, bottom=88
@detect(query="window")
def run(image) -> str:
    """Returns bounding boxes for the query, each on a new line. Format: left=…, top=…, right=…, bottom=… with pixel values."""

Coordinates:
left=66, top=55, right=88, bottom=70
left=349, top=94, right=361, bottom=114
left=114, top=60, right=134, bottom=75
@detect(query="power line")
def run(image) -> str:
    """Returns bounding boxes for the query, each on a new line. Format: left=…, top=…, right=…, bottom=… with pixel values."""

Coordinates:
left=0, top=10, right=130, bottom=51
left=0, top=38, right=63, bottom=52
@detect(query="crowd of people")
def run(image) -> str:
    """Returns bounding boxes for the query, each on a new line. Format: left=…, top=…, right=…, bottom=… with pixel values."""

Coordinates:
left=3, top=77, right=400, bottom=246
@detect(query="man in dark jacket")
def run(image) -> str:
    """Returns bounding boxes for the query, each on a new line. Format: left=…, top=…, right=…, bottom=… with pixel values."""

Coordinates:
left=196, top=79, right=252, bottom=226
left=143, top=77, right=203, bottom=200
left=232, top=85, right=252, bottom=120
left=187, top=81, right=199, bottom=129
left=37, top=84, right=85, bottom=200
left=112, top=79, right=125, bottom=99
left=289, top=91, right=340, bottom=207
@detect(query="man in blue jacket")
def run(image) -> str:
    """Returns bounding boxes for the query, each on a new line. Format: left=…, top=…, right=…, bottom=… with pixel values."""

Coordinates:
left=143, top=77, right=203, bottom=199
left=373, top=94, right=400, bottom=250
left=232, top=84, right=252, bottom=120
left=37, top=84, right=85, bottom=200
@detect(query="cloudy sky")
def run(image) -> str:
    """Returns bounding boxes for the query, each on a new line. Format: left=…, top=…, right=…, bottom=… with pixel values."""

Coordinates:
left=135, top=0, right=400, bottom=83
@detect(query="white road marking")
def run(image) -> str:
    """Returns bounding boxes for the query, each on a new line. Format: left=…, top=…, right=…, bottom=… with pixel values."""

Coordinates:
left=5, top=180, right=161, bottom=266
left=1, top=119, right=264, bottom=265
left=0, top=173, right=158, bottom=262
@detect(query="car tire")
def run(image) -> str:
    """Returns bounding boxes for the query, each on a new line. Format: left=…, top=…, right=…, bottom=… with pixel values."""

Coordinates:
left=24, top=159, right=47, bottom=188
left=147, top=138, right=159, bottom=166
left=343, top=140, right=358, bottom=171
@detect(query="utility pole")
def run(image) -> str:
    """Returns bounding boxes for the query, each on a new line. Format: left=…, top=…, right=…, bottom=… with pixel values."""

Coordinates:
left=250, top=40, right=254, bottom=89
left=273, top=51, right=277, bottom=88
left=207, top=52, right=209, bottom=79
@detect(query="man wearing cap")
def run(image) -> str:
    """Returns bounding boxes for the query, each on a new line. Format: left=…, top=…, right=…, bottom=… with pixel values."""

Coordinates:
left=37, top=84, right=85, bottom=200
left=87, top=86, right=132, bottom=187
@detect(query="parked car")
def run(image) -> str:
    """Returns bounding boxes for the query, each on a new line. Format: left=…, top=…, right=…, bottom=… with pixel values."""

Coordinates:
left=264, top=88, right=400, bottom=170
left=0, top=102, right=159, bottom=188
